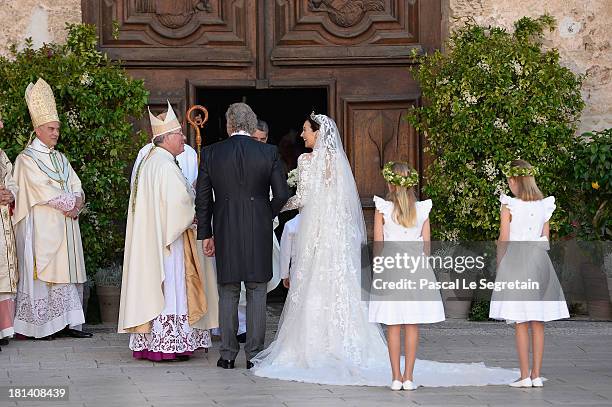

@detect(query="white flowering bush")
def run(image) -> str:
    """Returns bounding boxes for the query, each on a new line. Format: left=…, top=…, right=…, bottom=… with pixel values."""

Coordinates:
left=407, top=16, right=584, bottom=240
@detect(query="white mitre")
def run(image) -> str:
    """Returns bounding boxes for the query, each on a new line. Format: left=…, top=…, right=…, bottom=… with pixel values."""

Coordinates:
left=148, top=100, right=181, bottom=142
left=25, top=78, right=60, bottom=129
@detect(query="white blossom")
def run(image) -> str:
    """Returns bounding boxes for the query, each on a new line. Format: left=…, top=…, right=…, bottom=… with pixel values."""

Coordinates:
left=512, top=61, right=523, bottom=76
left=477, top=61, right=491, bottom=73
left=482, top=159, right=498, bottom=182
left=438, top=77, right=449, bottom=85
left=66, top=108, right=83, bottom=131
left=462, top=90, right=478, bottom=105
left=80, top=72, right=93, bottom=86
left=533, top=114, right=548, bottom=124
left=443, top=228, right=460, bottom=242
left=494, top=181, right=508, bottom=196
left=494, top=118, right=510, bottom=133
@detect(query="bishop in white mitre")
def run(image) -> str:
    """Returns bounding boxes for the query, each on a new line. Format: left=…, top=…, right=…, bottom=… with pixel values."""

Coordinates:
left=119, top=101, right=212, bottom=361
left=130, top=103, right=219, bottom=333
left=12, top=78, right=91, bottom=339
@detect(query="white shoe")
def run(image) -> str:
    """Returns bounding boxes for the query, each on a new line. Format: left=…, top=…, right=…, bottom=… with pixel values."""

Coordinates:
left=402, top=380, right=417, bottom=391
left=390, top=380, right=403, bottom=391
left=532, top=377, right=544, bottom=387
left=509, top=377, right=533, bottom=388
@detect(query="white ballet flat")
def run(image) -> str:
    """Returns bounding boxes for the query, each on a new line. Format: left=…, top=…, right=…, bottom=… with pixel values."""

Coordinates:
left=402, top=380, right=417, bottom=391
left=531, top=377, right=544, bottom=387
left=509, top=377, right=533, bottom=388
left=390, top=380, right=403, bottom=391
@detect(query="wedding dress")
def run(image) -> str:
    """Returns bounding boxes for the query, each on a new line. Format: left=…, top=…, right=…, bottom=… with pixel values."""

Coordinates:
left=250, top=114, right=517, bottom=387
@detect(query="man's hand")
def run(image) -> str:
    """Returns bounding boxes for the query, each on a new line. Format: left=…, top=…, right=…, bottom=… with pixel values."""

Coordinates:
left=64, top=208, right=79, bottom=219
left=282, top=278, right=290, bottom=289
left=202, top=238, right=215, bottom=257
left=75, top=195, right=84, bottom=211
left=0, top=187, right=14, bottom=206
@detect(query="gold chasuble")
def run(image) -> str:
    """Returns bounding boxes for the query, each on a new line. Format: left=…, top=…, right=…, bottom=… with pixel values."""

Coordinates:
left=0, top=150, right=18, bottom=294
left=118, top=147, right=207, bottom=333
left=12, top=142, right=87, bottom=284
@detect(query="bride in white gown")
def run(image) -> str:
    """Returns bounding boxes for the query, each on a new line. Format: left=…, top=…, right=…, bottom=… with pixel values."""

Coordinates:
left=250, top=113, right=517, bottom=387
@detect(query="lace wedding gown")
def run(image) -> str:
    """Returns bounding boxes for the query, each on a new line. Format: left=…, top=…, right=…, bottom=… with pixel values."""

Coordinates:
left=250, top=114, right=517, bottom=387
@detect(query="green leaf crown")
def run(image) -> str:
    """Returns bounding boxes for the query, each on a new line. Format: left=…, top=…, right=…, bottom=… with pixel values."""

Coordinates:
left=501, top=162, right=540, bottom=178
left=382, top=161, right=419, bottom=188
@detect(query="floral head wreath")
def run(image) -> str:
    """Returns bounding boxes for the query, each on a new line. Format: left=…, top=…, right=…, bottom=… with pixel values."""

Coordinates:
left=382, top=161, right=419, bottom=188
left=501, top=162, right=539, bottom=178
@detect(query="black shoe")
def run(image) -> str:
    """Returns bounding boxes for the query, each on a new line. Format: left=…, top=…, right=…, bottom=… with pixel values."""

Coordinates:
left=58, top=328, right=93, bottom=338
left=236, top=332, right=246, bottom=343
left=217, top=357, right=235, bottom=369
left=246, top=360, right=254, bottom=369
left=0, top=338, right=8, bottom=346
left=36, top=335, right=55, bottom=341
left=176, top=355, right=190, bottom=362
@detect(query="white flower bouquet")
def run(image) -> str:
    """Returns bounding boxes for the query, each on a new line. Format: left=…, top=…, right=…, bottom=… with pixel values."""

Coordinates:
left=287, top=168, right=298, bottom=188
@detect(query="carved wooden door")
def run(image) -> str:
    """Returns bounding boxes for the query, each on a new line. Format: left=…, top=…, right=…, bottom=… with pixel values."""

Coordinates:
left=83, top=0, right=441, bottom=233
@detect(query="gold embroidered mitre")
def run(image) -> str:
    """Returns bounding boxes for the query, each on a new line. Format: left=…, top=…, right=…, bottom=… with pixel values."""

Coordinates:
left=149, top=100, right=181, bottom=141
left=25, top=78, right=60, bottom=128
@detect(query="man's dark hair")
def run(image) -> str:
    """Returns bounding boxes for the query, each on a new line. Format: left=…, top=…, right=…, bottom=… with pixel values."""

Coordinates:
left=256, top=119, right=269, bottom=134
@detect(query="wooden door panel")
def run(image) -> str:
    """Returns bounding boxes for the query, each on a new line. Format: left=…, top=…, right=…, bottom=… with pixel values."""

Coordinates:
left=83, top=0, right=256, bottom=66
left=270, top=0, right=420, bottom=65
left=343, top=97, right=421, bottom=240
left=343, top=96, right=421, bottom=200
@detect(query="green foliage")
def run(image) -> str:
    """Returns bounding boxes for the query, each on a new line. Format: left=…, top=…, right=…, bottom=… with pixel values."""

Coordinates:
left=571, top=128, right=611, bottom=240
left=0, top=23, right=149, bottom=275
left=468, top=300, right=491, bottom=321
left=94, top=263, right=122, bottom=288
left=407, top=15, right=584, bottom=240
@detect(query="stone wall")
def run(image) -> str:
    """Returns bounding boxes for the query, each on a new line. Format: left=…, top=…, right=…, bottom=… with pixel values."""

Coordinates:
left=0, top=0, right=608, bottom=133
left=0, top=0, right=81, bottom=57
left=444, top=0, right=612, bottom=133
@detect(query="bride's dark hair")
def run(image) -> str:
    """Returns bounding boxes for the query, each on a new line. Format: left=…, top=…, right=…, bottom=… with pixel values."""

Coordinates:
left=305, top=115, right=320, bottom=131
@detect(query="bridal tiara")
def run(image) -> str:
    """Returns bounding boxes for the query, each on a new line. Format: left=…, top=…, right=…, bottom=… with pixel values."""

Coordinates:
left=310, top=111, right=322, bottom=125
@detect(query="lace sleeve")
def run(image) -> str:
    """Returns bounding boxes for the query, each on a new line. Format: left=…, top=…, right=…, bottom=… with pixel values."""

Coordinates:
left=281, top=154, right=311, bottom=212
left=47, top=192, right=80, bottom=212
left=279, top=227, right=293, bottom=279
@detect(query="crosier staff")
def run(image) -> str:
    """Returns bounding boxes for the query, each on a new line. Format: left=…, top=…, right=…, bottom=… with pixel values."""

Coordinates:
left=186, top=105, right=209, bottom=164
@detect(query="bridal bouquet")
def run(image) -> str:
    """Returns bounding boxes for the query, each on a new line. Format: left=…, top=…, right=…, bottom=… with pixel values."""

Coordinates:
left=287, top=168, right=298, bottom=188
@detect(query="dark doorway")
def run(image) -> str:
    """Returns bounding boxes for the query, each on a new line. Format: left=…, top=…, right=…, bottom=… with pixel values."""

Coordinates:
left=195, top=87, right=327, bottom=173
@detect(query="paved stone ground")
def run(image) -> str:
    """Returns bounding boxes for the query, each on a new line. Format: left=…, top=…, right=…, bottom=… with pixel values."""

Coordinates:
left=1, top=306, right=612, bottom=407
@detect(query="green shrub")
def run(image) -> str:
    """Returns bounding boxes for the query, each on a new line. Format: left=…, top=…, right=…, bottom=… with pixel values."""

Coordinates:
left=468, top=300, right=491, bottom=321
left=571, top=128, right=611, bottom=240
left=407, top=15, right=584, bottom=240
left=0, top=23, right=149, bottom=275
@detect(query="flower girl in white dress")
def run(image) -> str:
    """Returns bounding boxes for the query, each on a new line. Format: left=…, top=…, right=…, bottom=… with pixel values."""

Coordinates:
left=489, top=160, right=569, bottom=388
left=369, top=162, right=445, bottom=391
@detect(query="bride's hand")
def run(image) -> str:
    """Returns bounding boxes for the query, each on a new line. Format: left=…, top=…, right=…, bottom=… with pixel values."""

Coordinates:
left=282, top=278, right=290, bottom=289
